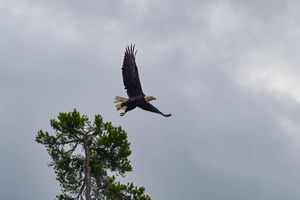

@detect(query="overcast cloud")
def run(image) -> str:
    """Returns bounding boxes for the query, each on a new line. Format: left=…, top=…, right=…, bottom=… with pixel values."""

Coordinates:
left=1, top=0, right=300, bottom=199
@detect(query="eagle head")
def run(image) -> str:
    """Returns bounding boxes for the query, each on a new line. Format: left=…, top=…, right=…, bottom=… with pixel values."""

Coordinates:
left=145, top=96, right=156, bottom=102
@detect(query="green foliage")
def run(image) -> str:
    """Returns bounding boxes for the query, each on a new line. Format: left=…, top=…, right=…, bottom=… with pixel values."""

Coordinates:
left=105, top=182, right=151, bottom=200
left=36, top=109, right=151, bottom=200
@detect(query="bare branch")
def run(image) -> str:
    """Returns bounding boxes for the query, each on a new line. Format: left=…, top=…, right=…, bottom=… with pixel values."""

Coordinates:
left=77, top=180, right=86, bottom=199
left=66, top=141, right=79, bottom=154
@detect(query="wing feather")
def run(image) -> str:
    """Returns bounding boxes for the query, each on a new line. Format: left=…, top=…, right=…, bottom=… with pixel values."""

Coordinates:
left=122, top=44, right=144, bottom=97
left=138, top=103, right=172, bottom=117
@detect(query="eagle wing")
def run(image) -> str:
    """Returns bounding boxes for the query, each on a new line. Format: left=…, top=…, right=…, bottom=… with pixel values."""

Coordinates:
left=122, top=44, right=144, bottom=97
left=138, top=102, right=172, bottom=117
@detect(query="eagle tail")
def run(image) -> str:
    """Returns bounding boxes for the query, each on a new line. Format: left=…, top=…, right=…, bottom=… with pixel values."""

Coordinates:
left=114, top=96, right=127, bottom=103
left=114, top=96, right=128, bottom=111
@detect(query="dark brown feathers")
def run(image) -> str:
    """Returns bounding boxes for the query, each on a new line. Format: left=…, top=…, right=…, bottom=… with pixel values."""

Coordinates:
left=138, top=102, right=172, bottom=117
left=122, top=44, right=144, bottom=97
left=119, top=44, right=172, bottom=117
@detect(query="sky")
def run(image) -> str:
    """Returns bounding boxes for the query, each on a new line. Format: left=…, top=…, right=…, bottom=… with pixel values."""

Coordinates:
left=1, top=0, right=300, bottom=199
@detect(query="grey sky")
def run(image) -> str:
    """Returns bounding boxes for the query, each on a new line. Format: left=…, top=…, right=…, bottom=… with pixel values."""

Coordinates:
left=1, top=0, right=300, bottom=199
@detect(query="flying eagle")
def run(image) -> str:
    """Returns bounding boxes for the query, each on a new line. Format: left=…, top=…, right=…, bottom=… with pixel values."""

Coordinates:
left=114, top=44, right=171, bottom=117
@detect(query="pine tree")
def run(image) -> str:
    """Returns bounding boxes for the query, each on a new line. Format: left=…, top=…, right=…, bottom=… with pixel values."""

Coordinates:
left=36, top=109, right=151, bottom=200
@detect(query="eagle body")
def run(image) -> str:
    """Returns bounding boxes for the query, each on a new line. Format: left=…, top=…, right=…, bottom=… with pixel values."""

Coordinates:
left=114, top=44, right=171, bottom=117
left=123, top=95, right=146, bottom=109
left=118, top=95, right=145, bottom=113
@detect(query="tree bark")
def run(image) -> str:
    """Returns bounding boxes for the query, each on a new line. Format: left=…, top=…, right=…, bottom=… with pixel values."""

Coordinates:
left=84, top=136, right=92, bottom=200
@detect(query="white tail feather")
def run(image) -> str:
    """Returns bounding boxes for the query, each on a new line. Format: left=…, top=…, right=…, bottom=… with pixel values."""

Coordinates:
left=114, top=96, right=128, bottom=111
left=115, top=103, right=122, bottom=110
left=114, top=96, right=127, bottom=103
left=115, top=104, right=127, bottom=111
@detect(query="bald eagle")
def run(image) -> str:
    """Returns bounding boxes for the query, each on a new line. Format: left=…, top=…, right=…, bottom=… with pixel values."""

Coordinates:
left=114, top=44, right=171, bottom=117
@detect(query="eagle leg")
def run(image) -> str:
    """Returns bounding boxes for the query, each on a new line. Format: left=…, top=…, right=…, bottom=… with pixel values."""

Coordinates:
left=120, top=112, right=126, bottom=116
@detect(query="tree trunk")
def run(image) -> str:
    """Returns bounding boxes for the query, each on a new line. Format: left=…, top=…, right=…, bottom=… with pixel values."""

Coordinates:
left=84, top=136, right=92, bottom=200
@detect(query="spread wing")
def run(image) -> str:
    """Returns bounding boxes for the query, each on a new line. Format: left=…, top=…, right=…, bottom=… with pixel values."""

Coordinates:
left=122, top=44, right=144, bottom=98
left=138, top=103, right=172, bottom=117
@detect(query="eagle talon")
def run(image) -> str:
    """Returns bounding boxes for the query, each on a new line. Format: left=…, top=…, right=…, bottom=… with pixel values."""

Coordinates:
left=120, top=112, right=125, bottom=116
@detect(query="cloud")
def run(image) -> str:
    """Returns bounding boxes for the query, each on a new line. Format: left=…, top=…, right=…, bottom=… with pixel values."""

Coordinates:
left=206, top=1, right=246, bottom=39
left=0, top=1, right=81, bottom=41
left=235, top=51, right=300, bottom=104
left=1, top=0, right=300, bottom=199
